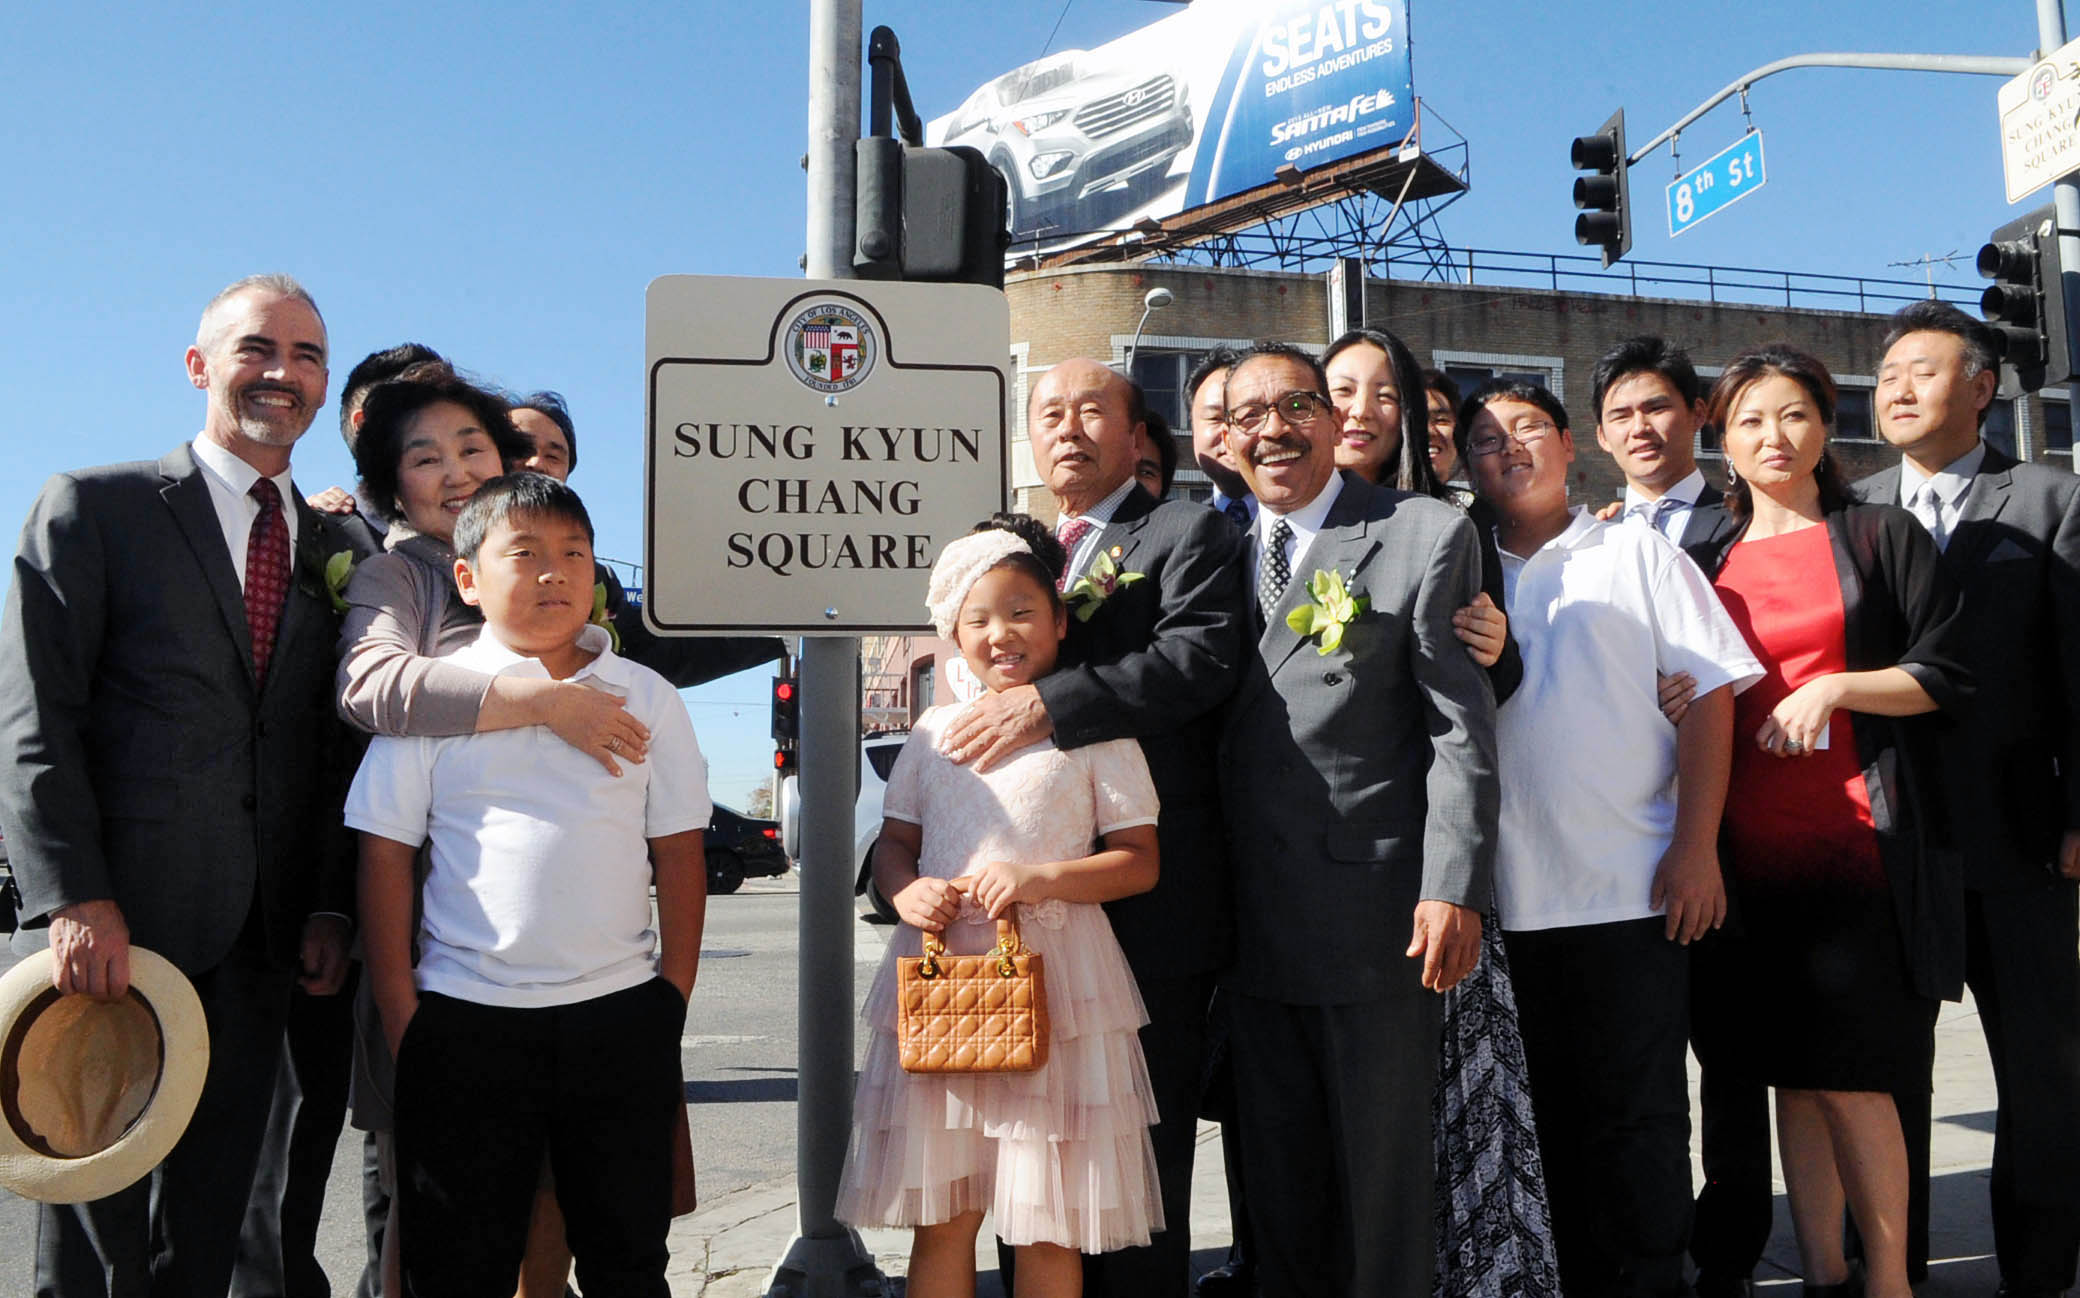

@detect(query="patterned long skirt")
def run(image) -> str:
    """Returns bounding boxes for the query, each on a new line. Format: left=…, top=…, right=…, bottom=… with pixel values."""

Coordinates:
left=1434, top=917, right=1561, bottom=1298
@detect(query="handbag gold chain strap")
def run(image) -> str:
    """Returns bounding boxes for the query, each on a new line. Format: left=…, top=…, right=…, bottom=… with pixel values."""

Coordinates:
left=917, top=914, right=1025, bottom=979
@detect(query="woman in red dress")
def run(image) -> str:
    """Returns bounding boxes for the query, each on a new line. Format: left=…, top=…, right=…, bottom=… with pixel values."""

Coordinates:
left=1692, top=345, right=1970, bottom=1298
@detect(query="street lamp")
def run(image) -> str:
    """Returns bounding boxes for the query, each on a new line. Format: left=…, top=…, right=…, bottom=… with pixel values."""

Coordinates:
left=1126, top=286, right=1175, bottom=375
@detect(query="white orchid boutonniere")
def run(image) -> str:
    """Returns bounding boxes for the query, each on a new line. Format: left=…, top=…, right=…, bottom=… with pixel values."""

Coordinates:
left=591, top=582, right=624, bottom=652
left=1285, top=569, right=1368, bottom=655
left=1064, top=547, right=1146, bottom=622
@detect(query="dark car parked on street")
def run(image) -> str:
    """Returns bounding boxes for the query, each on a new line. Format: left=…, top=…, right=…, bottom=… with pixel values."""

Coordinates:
left=705, top=804, right=789, bottom=895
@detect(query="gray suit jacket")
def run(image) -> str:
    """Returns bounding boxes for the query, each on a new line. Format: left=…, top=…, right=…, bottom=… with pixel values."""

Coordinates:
left=0, top=445, right=354, bottom=973
left=1220, top=473, right=1500, bottom=1004
left=1857, top=447, right=2080, bottom=890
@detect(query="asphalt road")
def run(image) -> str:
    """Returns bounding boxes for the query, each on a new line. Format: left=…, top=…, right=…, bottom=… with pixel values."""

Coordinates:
left=0, top=872, right=884, bottom=1295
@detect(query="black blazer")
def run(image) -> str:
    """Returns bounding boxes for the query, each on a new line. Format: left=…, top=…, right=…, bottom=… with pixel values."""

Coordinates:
left=0, top=446, right=357, bottom=973
left=1038, top=489, right=1247, bottom=981
left=1696, top=502, right=1974, bottom=999
left=1855, top=448, right=2080, bottom=890
left=1678, top=481, right=1741, bottom=565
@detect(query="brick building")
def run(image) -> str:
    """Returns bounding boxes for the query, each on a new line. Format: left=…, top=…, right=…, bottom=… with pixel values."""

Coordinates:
left=863, top=258, right=2076, bottom=728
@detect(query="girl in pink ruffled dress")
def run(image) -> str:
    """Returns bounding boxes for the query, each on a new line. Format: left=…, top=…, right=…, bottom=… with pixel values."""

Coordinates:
left=836, top=520, right=1164, bottom=1298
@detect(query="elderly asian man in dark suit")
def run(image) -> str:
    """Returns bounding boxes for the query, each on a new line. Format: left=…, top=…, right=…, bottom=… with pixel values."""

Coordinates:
left=0, top=274, right=356, bottom=1298
left=945, top=357, right=1246, bottom=1298
left=1215, top=341, right=1499, bottom=1298
left=1856, top=299, right=2080, bottom=1298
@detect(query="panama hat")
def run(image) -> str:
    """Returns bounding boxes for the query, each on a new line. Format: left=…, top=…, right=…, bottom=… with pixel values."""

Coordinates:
left=0, top=946, right=208, bottom=1203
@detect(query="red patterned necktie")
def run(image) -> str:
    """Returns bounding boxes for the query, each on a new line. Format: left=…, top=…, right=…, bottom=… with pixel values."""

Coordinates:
left=245, top=478, right=290, bottom=682
left=1056, top=516, right=1094, bottom=591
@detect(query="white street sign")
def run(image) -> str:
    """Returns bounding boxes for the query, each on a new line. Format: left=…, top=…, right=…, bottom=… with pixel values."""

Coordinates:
left=644, top=277, right=1010, bottom=634
left=1999, top=38, right=2080, bottom=203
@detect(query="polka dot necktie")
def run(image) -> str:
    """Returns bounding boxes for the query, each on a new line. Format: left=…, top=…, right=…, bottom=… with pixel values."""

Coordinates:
left=1056, top=516, right=1094, bottom=591
left=1259, top=518, right=1293, bottom=615
left=245, top=478, right=290, bottom=682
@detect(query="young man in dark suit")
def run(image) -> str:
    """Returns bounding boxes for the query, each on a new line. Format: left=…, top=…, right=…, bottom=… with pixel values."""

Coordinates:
left=944, top=357, right=1246, bottom=1298
left=1592, top=335, right=1765, bottom=1297
left=1859, top=299, right=2080, bottom=1298
left=0, top=275, right=356, bottom=1298
left=1215, top=342, right=1498, bottom=1298
left=1594, top=336, right=1741, bottom=559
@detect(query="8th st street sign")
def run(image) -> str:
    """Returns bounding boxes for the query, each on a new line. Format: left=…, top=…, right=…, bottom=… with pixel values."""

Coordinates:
left=1666, top=131, right=1767, bottom=237
left=644, top=276, right=1009, bottom=634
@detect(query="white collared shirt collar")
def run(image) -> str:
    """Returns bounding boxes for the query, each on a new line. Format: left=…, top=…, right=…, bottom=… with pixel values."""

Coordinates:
left=1898, top=440, right=1987, bottom=512
left=1495, top=506, right=1600, bottom=611
left=1257, top=470, right=1345, bottom=575
left=1622, top=466, right=1706, bottom=514
left=1058, top=475, right=1141, bottom=581
left=1060, top=475, right=1140, bottom=530
left=450, top=622, right=628, bottom=688
left=190, top=433, right=300, bottom=583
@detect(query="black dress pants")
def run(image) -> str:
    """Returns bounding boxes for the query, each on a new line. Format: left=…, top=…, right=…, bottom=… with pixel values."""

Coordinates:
left=393, top=980, right=686, bottom=1298
left=1228, top=987, right=1440, bottom=1298
left=1505, top=917, right=1693, bottom=1298
left=1965, top=883, right=2080, bottom=1291
left=1689, top=925, right=1774, bottom=1285
left=233, top=967, right=361, bottom=1298
left=34, top=944, right=296, bottom=1298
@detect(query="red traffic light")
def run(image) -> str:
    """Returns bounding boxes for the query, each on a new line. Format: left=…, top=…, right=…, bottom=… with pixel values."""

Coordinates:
left=774, top=681, right=796, bottom=702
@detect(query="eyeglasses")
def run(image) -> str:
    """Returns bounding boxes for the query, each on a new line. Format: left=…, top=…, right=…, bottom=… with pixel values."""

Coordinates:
left=1227, top=390, right=1332, bottom=435
left=1467, top=420, right=1559, bottom=457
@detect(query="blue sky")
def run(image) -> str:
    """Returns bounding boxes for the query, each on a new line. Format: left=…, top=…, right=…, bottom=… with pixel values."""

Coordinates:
left=1, top=0, right=2064, bottom=804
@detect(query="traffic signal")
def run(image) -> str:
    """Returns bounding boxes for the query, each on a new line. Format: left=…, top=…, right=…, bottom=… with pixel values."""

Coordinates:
left=856, top=143, right=1010, bottom=287
left=771, top=674, right=799, bottom=773
left=1571, top=109, right=1631, bottom=268
left=1978, top=205, right=2070, bottom=396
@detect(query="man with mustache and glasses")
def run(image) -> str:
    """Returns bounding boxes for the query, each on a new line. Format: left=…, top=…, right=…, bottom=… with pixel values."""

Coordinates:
left=0, top=275, right=357, bottom=1297
left=1214, top=341, right=1498, bottom=1298
left=945, top=357, right=1246, bottom=1298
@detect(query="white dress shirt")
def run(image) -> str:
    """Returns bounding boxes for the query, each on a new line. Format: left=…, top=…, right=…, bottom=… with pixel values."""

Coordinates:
left=1493, top=509, right=1763, bottom=931
left=1620, top=467, right=1708, bottom=547
left=189, top=434, right=300, bottom=586
left=1897, top=441, right=1987, bottom=551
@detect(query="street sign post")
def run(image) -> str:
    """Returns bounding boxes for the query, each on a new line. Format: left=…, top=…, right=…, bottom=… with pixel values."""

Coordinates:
left=644, top=275, right=1009, bottom=634
left=1666, top=131, right=1767, bottom=237
left=1999, top=35, right=2080, bottom=204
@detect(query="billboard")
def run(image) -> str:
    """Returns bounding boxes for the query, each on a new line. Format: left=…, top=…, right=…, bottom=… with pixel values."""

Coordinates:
left=927, top=0, right=1414, bottom=251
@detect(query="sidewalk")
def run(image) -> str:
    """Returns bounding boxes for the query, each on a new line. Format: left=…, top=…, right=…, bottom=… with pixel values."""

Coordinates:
left=667, top=996, right=2005, bottom=1297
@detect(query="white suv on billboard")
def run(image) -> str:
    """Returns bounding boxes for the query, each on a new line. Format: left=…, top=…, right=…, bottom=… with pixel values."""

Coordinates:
left=941, top=51, right=1193, bottom=238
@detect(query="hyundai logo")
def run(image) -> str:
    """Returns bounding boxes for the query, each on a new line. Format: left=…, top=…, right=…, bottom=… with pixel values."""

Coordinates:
left=1123, top=89, right=1146, bottom=106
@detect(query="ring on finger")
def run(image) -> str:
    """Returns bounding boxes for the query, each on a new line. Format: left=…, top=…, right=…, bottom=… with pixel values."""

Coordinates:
left=606, top=737, right=621, bottom=753
left=1784, top=738, right=1804, bottom=754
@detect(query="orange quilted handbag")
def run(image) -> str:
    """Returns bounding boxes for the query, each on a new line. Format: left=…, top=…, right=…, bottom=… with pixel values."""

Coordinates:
left=896, top=914, right=1050, bottom=1074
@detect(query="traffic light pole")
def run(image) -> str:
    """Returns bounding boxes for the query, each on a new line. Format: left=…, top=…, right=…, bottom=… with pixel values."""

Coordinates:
left=2038, top=0, right=2080, bottom=451
left=766, top=2, right=882, bottom=1295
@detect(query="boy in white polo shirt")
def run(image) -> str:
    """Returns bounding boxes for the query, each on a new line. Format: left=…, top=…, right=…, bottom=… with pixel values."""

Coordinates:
left=345, top=473, right=709, bottom=1298
left=1460, top=379, right=1761, bottom=1298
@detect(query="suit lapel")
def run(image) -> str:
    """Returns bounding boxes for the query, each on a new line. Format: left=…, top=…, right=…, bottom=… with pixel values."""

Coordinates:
left=1257, top=478, right=1378, bottom=678
left=1946, top=451, right=2014, bottom=573
left=159, top=446, right=256, bottom=679
left=1091, top=491, right=1151, bottom=577
left=268, top=489, right=334, bottom=693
